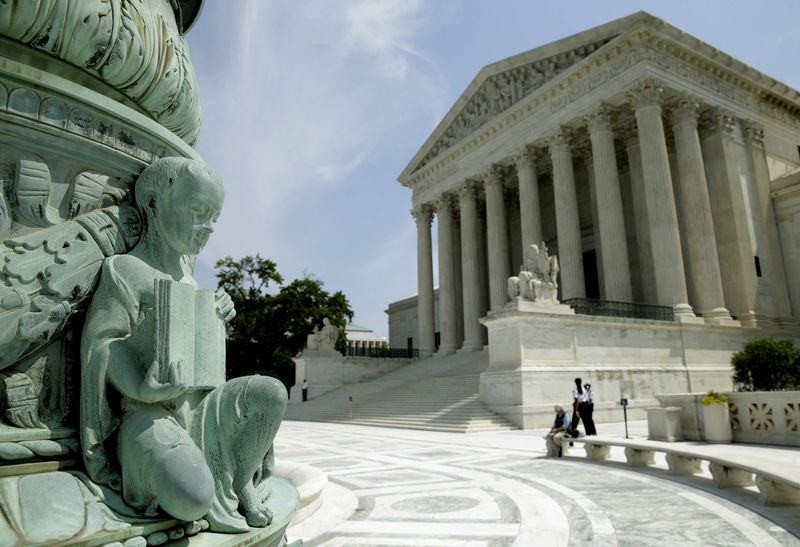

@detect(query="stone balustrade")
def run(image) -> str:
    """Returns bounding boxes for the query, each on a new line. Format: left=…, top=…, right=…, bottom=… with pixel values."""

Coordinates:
left=656, top=391, right=800, bottom=447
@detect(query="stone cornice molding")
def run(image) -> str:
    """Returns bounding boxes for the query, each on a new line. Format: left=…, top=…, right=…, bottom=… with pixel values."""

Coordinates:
left=628, top=78, right=665, bottom=110
left=406, top=36, right=617, bottom=174
left=399, top=21, right=800, bottom=194
left=411, top=204, right=433, bottom=225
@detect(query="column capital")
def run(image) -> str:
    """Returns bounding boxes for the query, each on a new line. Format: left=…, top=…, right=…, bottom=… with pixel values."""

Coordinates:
left=546, top=127, right=573, bottom=150
left=699, top=108, right=736, bottom=137
left=512, top=146, right=537, bottom=169
left=742, top=120, right=765, bottom=147
left=457, top=180, right=481, bottom=199
left=574, top=144, right=594, bottom=167
left=669, top=93, right=702, bottom=125
left=627, top=78, right=665, bottom=110
left=584, top=104, right=616, bottom=133
left=618, top=124, right=639, bottom=148
left=434, top=192, right=456, bottom=213
left=480, top=165, right=505, bottom=187
left=411, top=203, right=433, bottom=225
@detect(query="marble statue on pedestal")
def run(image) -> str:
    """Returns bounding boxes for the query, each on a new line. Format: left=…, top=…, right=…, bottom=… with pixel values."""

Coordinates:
left=305, top=317, right=339, bottom=353
left=508, top=242, right=560, bottom=304
left=81, top=157, right=288, bottom=532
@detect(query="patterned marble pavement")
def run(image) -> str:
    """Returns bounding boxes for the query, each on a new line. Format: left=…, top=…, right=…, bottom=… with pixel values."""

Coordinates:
left=280, top=420, right=800, bottom=546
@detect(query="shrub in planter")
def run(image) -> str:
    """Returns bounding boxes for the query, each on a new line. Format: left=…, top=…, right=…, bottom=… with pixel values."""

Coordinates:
left=731, top=338, right=800, bottom=391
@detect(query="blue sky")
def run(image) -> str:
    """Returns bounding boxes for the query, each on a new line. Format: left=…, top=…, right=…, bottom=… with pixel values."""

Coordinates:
left=187, top=1, right=800, bottom=338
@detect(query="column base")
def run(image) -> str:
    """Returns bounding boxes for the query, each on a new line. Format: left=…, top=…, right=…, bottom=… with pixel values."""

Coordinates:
left=674, top=303, right=703, bottom=324
left=701, top=307, right=739, bottom=326
left=435, top=345, right=458, bottom=357
left=458, top=341, right=484, bottom=353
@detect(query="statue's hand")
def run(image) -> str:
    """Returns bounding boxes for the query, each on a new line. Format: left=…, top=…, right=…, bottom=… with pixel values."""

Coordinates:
left=215, top=289, right=236, bottom=323
left=140, top=360, right=188, bottom=403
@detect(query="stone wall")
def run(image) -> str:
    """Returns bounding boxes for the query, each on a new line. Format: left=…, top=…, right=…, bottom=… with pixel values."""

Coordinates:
left=290, top=351, right=412, bottom=403
left=480, top=304, right=800, bottom=429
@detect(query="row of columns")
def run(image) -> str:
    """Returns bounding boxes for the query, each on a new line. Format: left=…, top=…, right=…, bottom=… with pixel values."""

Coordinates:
left=413, top=78, right=786, bottom=357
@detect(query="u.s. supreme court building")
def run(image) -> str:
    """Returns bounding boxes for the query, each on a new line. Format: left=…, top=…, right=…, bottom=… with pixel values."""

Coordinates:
left=385, top=12, right=800, bottom=427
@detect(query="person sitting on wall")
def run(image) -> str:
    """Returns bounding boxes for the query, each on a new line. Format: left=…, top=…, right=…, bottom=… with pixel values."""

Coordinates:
left=544, top=405, right=570, bottom=457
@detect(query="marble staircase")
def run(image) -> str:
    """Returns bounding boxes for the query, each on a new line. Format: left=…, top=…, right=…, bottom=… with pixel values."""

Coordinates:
left=284, top=350, right=517, bottom=433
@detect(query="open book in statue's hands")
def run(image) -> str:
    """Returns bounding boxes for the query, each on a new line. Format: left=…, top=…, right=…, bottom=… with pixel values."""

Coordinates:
left=154, top=278, right=226, bottom=390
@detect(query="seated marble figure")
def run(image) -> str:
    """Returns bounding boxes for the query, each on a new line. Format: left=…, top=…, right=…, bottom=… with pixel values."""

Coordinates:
left=80, top=157, right=287, bottom=532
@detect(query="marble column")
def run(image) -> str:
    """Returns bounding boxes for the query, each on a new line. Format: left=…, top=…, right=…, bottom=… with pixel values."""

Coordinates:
left=483, top=167, right=512, bottom=310
left=476, top=199, right=490, bottom=344
left=578, top=146, right=604, bottom=298
left=586, top=106, right=632, bottom=302
left=514, top=147, right=543, bottom=253
left=435, top=194, right=458, bottom=355
left=743, top=122, right=793, bottom=322
left=458, top=181, right=484, bottom=351
left=413, top=204, right=435, bottom=357
left=628, top=80, right=694, bottom=317
left=452, top=212, right=464, bottom=347
left=548, top=128, right=585, bottom=300
left=670, top=97, right=732, bottom=323
left=623, top=127, right=657, bottom=304
left=700, top=109, right=758, bottom=325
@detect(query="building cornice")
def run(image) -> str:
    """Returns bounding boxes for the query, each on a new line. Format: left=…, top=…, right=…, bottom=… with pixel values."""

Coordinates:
left=400, top=12, right=800, bottom=198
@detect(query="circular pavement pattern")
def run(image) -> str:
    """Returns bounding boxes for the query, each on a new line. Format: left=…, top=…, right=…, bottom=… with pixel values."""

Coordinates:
left=280, top=421, right=800, bottom=546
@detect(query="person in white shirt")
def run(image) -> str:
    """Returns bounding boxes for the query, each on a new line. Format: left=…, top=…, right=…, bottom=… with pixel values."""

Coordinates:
left=302, top=379, right=309, bottom=402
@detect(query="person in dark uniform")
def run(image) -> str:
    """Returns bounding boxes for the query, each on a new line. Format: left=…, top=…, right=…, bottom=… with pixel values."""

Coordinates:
left=302, top=379, right=309, bottom=402
left=582, top=383, right=597, bottom=435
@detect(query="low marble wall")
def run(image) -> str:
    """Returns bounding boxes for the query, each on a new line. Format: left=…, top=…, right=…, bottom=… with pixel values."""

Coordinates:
left=656, top=391, right=800, bottom=447
left=479, top=303, right=800, bottom=429
left=290, top=351, right=411, bottom=403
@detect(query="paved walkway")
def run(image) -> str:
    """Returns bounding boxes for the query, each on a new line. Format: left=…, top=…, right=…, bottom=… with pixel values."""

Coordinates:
left=280, top=419, right=800, bottom=546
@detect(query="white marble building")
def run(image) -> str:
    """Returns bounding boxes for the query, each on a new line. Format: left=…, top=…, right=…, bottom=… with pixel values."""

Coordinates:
left=389, top=11, right=800, bottom=356
left=385, top=12, right=800, bottom=427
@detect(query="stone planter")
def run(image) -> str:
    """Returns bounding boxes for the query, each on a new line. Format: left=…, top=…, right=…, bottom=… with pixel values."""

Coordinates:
left=703, top=403, right=733, bottom=443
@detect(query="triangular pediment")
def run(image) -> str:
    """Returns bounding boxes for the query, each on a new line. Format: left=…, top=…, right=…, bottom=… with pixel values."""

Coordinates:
left=398, top=11, right=800, bottom=184
left=398, top=13, right=644, bottom=180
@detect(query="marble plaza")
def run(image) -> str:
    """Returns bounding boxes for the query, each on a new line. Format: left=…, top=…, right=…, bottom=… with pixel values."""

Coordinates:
left=282, top=420, right=799, bottom=546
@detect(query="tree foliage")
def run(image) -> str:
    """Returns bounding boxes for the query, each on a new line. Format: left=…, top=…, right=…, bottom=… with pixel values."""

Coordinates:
left=215, top=255, right=353, bottom=390
left=731, top=338, right=800, bottom=391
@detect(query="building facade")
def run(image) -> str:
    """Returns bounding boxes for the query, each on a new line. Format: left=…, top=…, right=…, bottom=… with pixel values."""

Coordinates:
left=390, top=12, right=800, bottom=359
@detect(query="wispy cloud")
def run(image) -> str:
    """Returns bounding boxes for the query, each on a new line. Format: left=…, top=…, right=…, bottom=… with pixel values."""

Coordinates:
left=188, top=1, right=446, bottom=334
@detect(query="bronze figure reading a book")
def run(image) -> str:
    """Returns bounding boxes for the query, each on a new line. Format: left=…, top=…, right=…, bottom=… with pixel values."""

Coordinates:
left=80, top=157, right=287, bottom=532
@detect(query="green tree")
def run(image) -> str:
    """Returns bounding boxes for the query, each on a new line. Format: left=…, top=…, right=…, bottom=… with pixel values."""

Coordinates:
left=731, top=338, right=800, bottom=391
left=215, top=255, right=353, bottom=390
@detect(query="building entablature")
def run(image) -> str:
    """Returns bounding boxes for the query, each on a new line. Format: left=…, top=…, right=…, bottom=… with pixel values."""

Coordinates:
left=403, top=15, right=800, bottom=208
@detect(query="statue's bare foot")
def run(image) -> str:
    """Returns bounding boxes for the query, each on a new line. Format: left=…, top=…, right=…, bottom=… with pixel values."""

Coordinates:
left=238, top=483, right=272, bottom=528
left=244, top=507, right=272, bottom=527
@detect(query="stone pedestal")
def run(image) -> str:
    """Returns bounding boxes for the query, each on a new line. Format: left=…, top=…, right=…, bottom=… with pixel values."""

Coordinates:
left=646, top=406, right=683, bottom=442
left=478, top=306, right=764, bottom=429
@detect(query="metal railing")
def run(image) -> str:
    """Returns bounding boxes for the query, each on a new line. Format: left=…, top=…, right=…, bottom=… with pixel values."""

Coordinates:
left=563, top=298, right=674, bottom=321
left=345, top=346, right=420, bottom=359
